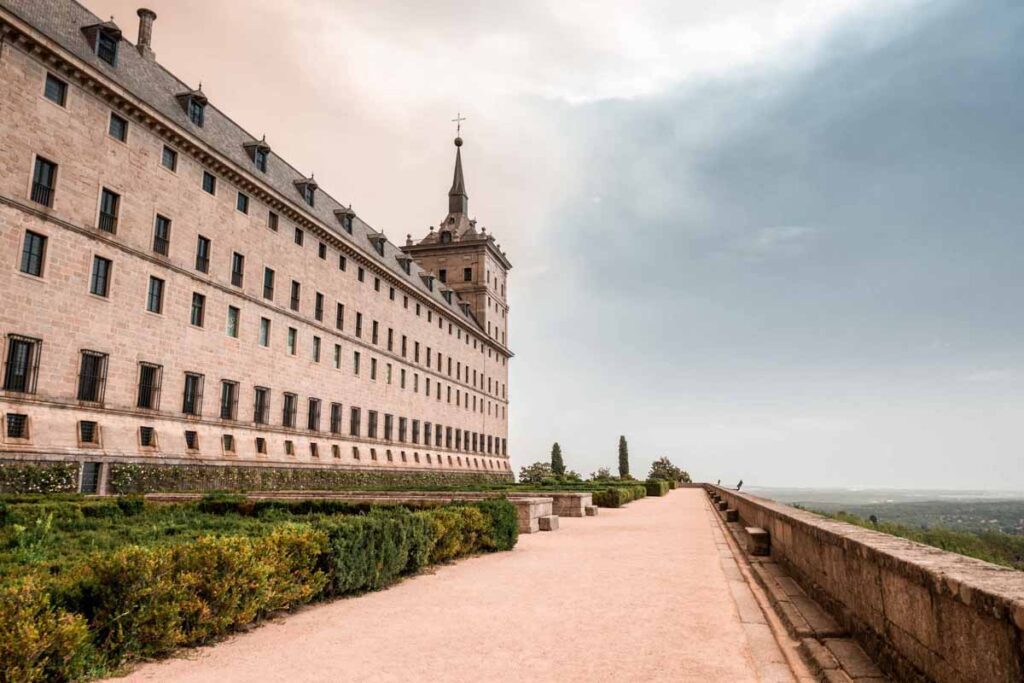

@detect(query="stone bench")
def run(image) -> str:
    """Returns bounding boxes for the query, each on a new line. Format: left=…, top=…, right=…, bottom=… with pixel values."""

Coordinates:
left=507, top=491, right=593, bottom=517
left=745, top=526, right=770, bottom=556
left=723, top=508, right=739, bottom=522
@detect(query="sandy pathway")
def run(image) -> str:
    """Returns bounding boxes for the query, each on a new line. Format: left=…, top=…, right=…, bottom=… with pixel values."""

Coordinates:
left=115, top=489, right=793, bottom=682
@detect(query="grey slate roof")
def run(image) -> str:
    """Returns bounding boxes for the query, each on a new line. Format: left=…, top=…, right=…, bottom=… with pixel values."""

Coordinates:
left=0, top=0, right=482, bottom=329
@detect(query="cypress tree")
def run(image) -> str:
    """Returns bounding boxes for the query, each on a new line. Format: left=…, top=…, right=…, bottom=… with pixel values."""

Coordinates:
left=550, top=442, right=565, bottom=477
left=618, top=435, right=630, bottom=478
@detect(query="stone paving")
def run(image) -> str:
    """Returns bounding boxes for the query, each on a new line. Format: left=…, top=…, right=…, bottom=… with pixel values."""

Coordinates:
left=116, top=489, right=802, bottom=682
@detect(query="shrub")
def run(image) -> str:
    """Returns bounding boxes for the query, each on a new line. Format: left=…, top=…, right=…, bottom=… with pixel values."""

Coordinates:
left=645, top=479, right=670, bottom=497
left=518, top=462, right=554, bottom=484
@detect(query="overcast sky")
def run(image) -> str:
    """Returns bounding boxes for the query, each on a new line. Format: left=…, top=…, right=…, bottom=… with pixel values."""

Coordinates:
left=92, top=0, right=1024, bottom=489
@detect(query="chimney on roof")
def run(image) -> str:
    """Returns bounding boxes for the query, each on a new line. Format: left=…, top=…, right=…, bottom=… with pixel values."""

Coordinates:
left=136, top=8, right=157, bottom=60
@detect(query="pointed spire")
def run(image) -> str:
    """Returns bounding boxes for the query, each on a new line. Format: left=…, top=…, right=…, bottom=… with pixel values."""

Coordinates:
left=448, top=136, right=468, bottom=216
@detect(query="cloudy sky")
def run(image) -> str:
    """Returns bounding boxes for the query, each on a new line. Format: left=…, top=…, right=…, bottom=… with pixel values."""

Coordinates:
left=92, top=0, right=1024, bottom=489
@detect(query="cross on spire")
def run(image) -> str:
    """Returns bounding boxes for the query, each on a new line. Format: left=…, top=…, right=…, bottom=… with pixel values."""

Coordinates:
left=452, top=112, right=466, bottom=137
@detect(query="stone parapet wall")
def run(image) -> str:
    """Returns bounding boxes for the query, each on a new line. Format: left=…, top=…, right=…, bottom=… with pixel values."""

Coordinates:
left=706, top=485, right=1024, bottom=683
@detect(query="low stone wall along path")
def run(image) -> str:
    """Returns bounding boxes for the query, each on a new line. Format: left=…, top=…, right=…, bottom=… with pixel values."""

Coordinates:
left=116, top=489, right=798, bottom=682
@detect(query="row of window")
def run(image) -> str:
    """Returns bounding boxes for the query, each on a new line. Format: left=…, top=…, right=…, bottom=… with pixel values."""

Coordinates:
left=2, top=336, right=508, bottom=455
left=17, top=225, right=508, bottom=402
left=1, top=413, right=510, bottom=472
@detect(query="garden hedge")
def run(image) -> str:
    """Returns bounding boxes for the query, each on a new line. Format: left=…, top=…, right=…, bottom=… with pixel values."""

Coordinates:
left=645, top=479, right=670, bottom=497
left=0, top=498, right=517, bottom=681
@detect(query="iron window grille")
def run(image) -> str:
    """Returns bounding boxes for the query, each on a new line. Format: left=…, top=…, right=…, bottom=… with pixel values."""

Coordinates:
left=315, top=293, right=324, bottom=321
left=136, top=363, right=162, bottom=409
left=76, top=350, right=108, bottom=403
left=146, top=276, right=164, bottom=313
left=90, top=256, right=112, bottom=297
left=162, top=145, right=177, bottom=171
left=283, top=393, right=297, bottom=428
left=290, top=281, right=301, bottom=311
left=253, top=387, right=270, bottom=424
left=219, top=380, right=238, bottom=420
left=307, top=399, right=321, bottom=431
left=330, top=403, right=342, bottom=434
left=231, top=253, right=245, bottom=287
left=31, top=157, right=57, bottom=207
left=368, top=410, right=378, bottom=438
left=383, top=414, right=393, bottom=441
left=263, top=268, right=275, bottom=299
left=349, top=407, right=360, bottom=436
left=20, top=231, right=47, bottom=276
left=153, top=215, right=171, bottom=255
left=79, top=421, right=99, bottom=444
left=294, top=228, right=304, bottom=245
left=98, top=188, right=119, bottom=233
left=6, top=414, right=29, bottom=439
left=96, top=31, right=118, bottom=65
left=44, top=73, right=68, bottom=106
left=190, top=293, right=205, bottom=327
left=202, top=170, right=216, bottom=194
left=3, top=335, right=41, bottom=394
left=188, top=98, right=205, bottom=126
left=182, top=373, right=204, bottom=416
left=195, top=236, right=211, bottom=273
left=108, top=113, right=128, bottom=141
left=139, top=426, right=156, bottom=447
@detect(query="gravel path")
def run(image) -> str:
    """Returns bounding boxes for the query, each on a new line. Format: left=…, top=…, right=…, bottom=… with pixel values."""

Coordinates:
left=115, top=489, right=795, bottom=682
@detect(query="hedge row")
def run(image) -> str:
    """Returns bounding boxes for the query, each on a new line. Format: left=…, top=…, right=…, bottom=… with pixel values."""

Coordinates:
left=645, top=479, right=670, bottom=497
left=0, top=500, right=517, bottom=681
left=590, top=484, right=648, bottom=508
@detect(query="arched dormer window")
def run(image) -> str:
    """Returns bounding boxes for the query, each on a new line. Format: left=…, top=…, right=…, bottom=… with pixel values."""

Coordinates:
left=82, top=21, right=122, bottom=67
left=440, top=230, right=453, bottom=244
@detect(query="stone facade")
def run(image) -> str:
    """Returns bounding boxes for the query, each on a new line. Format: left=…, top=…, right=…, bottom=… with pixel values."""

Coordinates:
left=0, top=0, right=513, bottom=493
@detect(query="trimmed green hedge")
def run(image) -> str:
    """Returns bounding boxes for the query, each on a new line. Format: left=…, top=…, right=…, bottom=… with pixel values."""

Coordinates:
left=645, top=479, right=670, bottom=497
left=590, top=484, right=647, bottom=508
left=0, top=499, right=517, bottom=680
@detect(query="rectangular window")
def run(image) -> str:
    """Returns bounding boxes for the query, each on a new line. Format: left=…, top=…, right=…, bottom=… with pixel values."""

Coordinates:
left=185, top=430, right=198, bottom=450
left=412, top=420, right=420, bottom=444
left=335, top=303, right=344, bottom=330
left=152, top=215, right=171, bottom=255
left=307, top=398, right=321, bottom=431
left=98, top=188, right=119, bottom=233
left=108, top=112, right=128, bottom=142
left=287, top=327, right=297, bottom=355
left=355, top=313, right=363, bottom=338
left=368, top=410, right=378, bottom=438
left=137, top=362, right=162, bottom=409
left=370, top=357, right=377, bottom=381
left=236, top=191, right=249, bottom=214
left=255, top=147, right=268, bottom=172
left=387, top=328, right=394, bottom=351
left=77, top=350, right=108, bottom=403
left=253, top=386, right=270, bottom=424
left=139, top=426, right=156, bottom=448
left=294, top=227, right=304, bottom=246
left=31, top=157, right=57, bottom=207
left=283, top=392, right=297, bottom=428
left=330, top=403, right=342, bottom=434
left=182, top=372, right=204, bottom=415
left=190, top=292, right=205, bottom=327
left=464, top=267, right=473, bottom=281
left=424, top=422, right=432, bottom=445
left=89, top=255, right=112, bottom=297
left=227, top=306, right=240, bottom=338
left=259, top=317, right=271, bottom=347
left=438, top=268, right=447, bottom=283
left=315, top=292, right=324, bottom=321
left=372, top=321, right=379, bottom=345
left=195, top=235, right=210, bottom=272
left=333, top=343, right=341, bottom=369
left=44, top=73, right=67, bottom=106
left=188, top=98, right=205, bottom=127
left=303, top=185, right=315, bottom=206
left=268, top=210, right=279, bottom=231
left=202, top=170, right=216, bottom=194
left=231, top=252, right=245, bottom=287
left=290, top=280, right=301, bottom=311
left=284, top=439, right=295, bottom=456
left=263, top=267, right=275, bottom=300
left=146, top=276, right=165, bottom=313
left=318, top=242, right=327, bottom=259
left=3, top=335, right=41, bottom=394
left=384, top=414, right=393, bottom=441
left=19, top=231, right=47, bottom=277
left=338, top=255, right=347, bottom=271
left=353, top=351, right=361, bottom=375
left=310, top=442, right=319, bottom=458
left=219, top=380, right=238, bottom=419
left=96, top=31, right=118, bottom=65
left=256, top=436, right=268, bottom=454
left=399, top=417, right=407, bottom=443
left=222, top=434, right=235, bottom=453
left=357, top=267, right=365, bottom=283
left=349, top=407, right=361, bottom=436
left=312, top=336, right=321, bottom=362
left=161, top=145, right=178, bottom=171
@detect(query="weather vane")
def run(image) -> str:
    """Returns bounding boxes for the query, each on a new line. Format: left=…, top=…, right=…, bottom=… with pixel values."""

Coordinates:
left=452, top=112, right=466, bottom=137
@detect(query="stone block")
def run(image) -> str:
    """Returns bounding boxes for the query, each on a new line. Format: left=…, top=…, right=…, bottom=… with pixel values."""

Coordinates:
left=746, top=526, right=770, bottom=556
left=717, top=500, right=728, bottom=511
left=538, top=515, right=559, bottom=531
left=725, top=508, right=738, bottom=522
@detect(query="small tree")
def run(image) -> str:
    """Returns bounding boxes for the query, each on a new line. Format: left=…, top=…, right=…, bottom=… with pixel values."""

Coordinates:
left=618, top=435, right=630, bottom=479
left=591, top=467, right=612, bottom=481
left=518, top=461, right=553, bottom=484
left=648, top=456, right=683, bottom=481
left=550, top=442, right=565, bottom=477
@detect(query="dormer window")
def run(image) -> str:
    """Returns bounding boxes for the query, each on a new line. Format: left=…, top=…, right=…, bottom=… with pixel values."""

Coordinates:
left=396, top=254, right=412, bottom=275
left=244, top=137, right=271, bottom=173
left=334, top=207, right=355, bottom=233
left=422, top=274, right=435, bottom=291
left=82, top=21, right=122, bottom=67
left=254, top=147, right=268, bottom=172
left=176, top=89, right=208, bottom=128
left=440, top=230, right=453, bottom=244
left=295, top=177, right=317, bottom=207
left=442, top=290, right=453, bottom=304
left=368, top=233, right=386, bottom=257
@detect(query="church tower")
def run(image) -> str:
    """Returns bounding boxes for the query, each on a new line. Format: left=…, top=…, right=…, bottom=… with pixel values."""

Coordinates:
left=403, top=135, right=512, bottom=348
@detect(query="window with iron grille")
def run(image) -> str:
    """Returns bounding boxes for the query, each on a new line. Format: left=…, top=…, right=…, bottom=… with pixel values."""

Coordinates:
left=307, top=398, right=321, bottom=431
left=259, top=318, right=271, bottom=347
left=5, top=414, right=29, bottom=439
left=146, top=276, right=164, bottom=313
left=98, top=188, right=119, bottom=233
left=282, top=392, right=297, bottom=428
left=303, top=185, right=315, bottom=207
left=190, top=292, right=205, bottom=327
left=383, top=413, right=393, bottom=440
left=253, top=387, right=270, bottom=424
left=162, top=145, right=178, bottom=171
left=152, top=215, right=171, bottom=255
left=255, top=147, right=268, bottom=173
left=20, top=231, right=47, bottom=276
left=185, top=430, right=198, bottom=450
left=445, top=426, right=452, bottom=449
left=182, top=373, right=204, bottom=416
left=355, top=313, right=363, bottom=338
left=268, top=211, right=279, bottom=231
left=79, top=421, right=99, bottom=445
left=350, top=407, right=361, bottom=436
left=227, top=306, right=240, bottom=338
left=287, top=328, right=297, bottom=355
left=31, top=157, right=57, bottom=207
left=189, top=98, right=205, bottom=127
left=96, top=30, right=118, bottom=65
left=108, top=112, right=128, bottom=142
left=262, top=267, right=274, bottom=300
left=136, top=362, right=162, bottom=409
left=44, top=73, right=68, bottom=106
left=89, top=256, right=112, bottom=297
left=231, top=252, right=245, bottom=287
left=80, top=462, right=100, bottom=493
left=3, top=335, right=41, bottom=393
left=333, top=344, right=341, bottom=369
left=194, top=235, right=210, bottom=273
left=77, top=350, right=108, bottom=403
left=219, top=380, right=238, bottom=419
left=202, top=170, right=216, bottom=194
left=290, top=281, right=300, bottom=311
left=312, top=336, right=321, bottom=363
left=315, top=292, right=324, bottom=321
left=412, top=419, right=420, bottom=444
left=330, top=403, right=342, bottom=434
left=236, top=192, right=249, bottom=214
left=368, top=410, right=378, bottom=438
left=424, top=422, right=432, bottom=445
left=222, top=434, right=235, bottom=453
left=139, top=426, right=156, bottom=447
left=335, top=303, right=344, bottom=330
left=398, top=417, right=407, bottom=443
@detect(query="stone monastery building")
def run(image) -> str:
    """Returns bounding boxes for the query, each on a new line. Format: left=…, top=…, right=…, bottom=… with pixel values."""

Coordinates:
left=0, top=0, right=513, bottom=493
